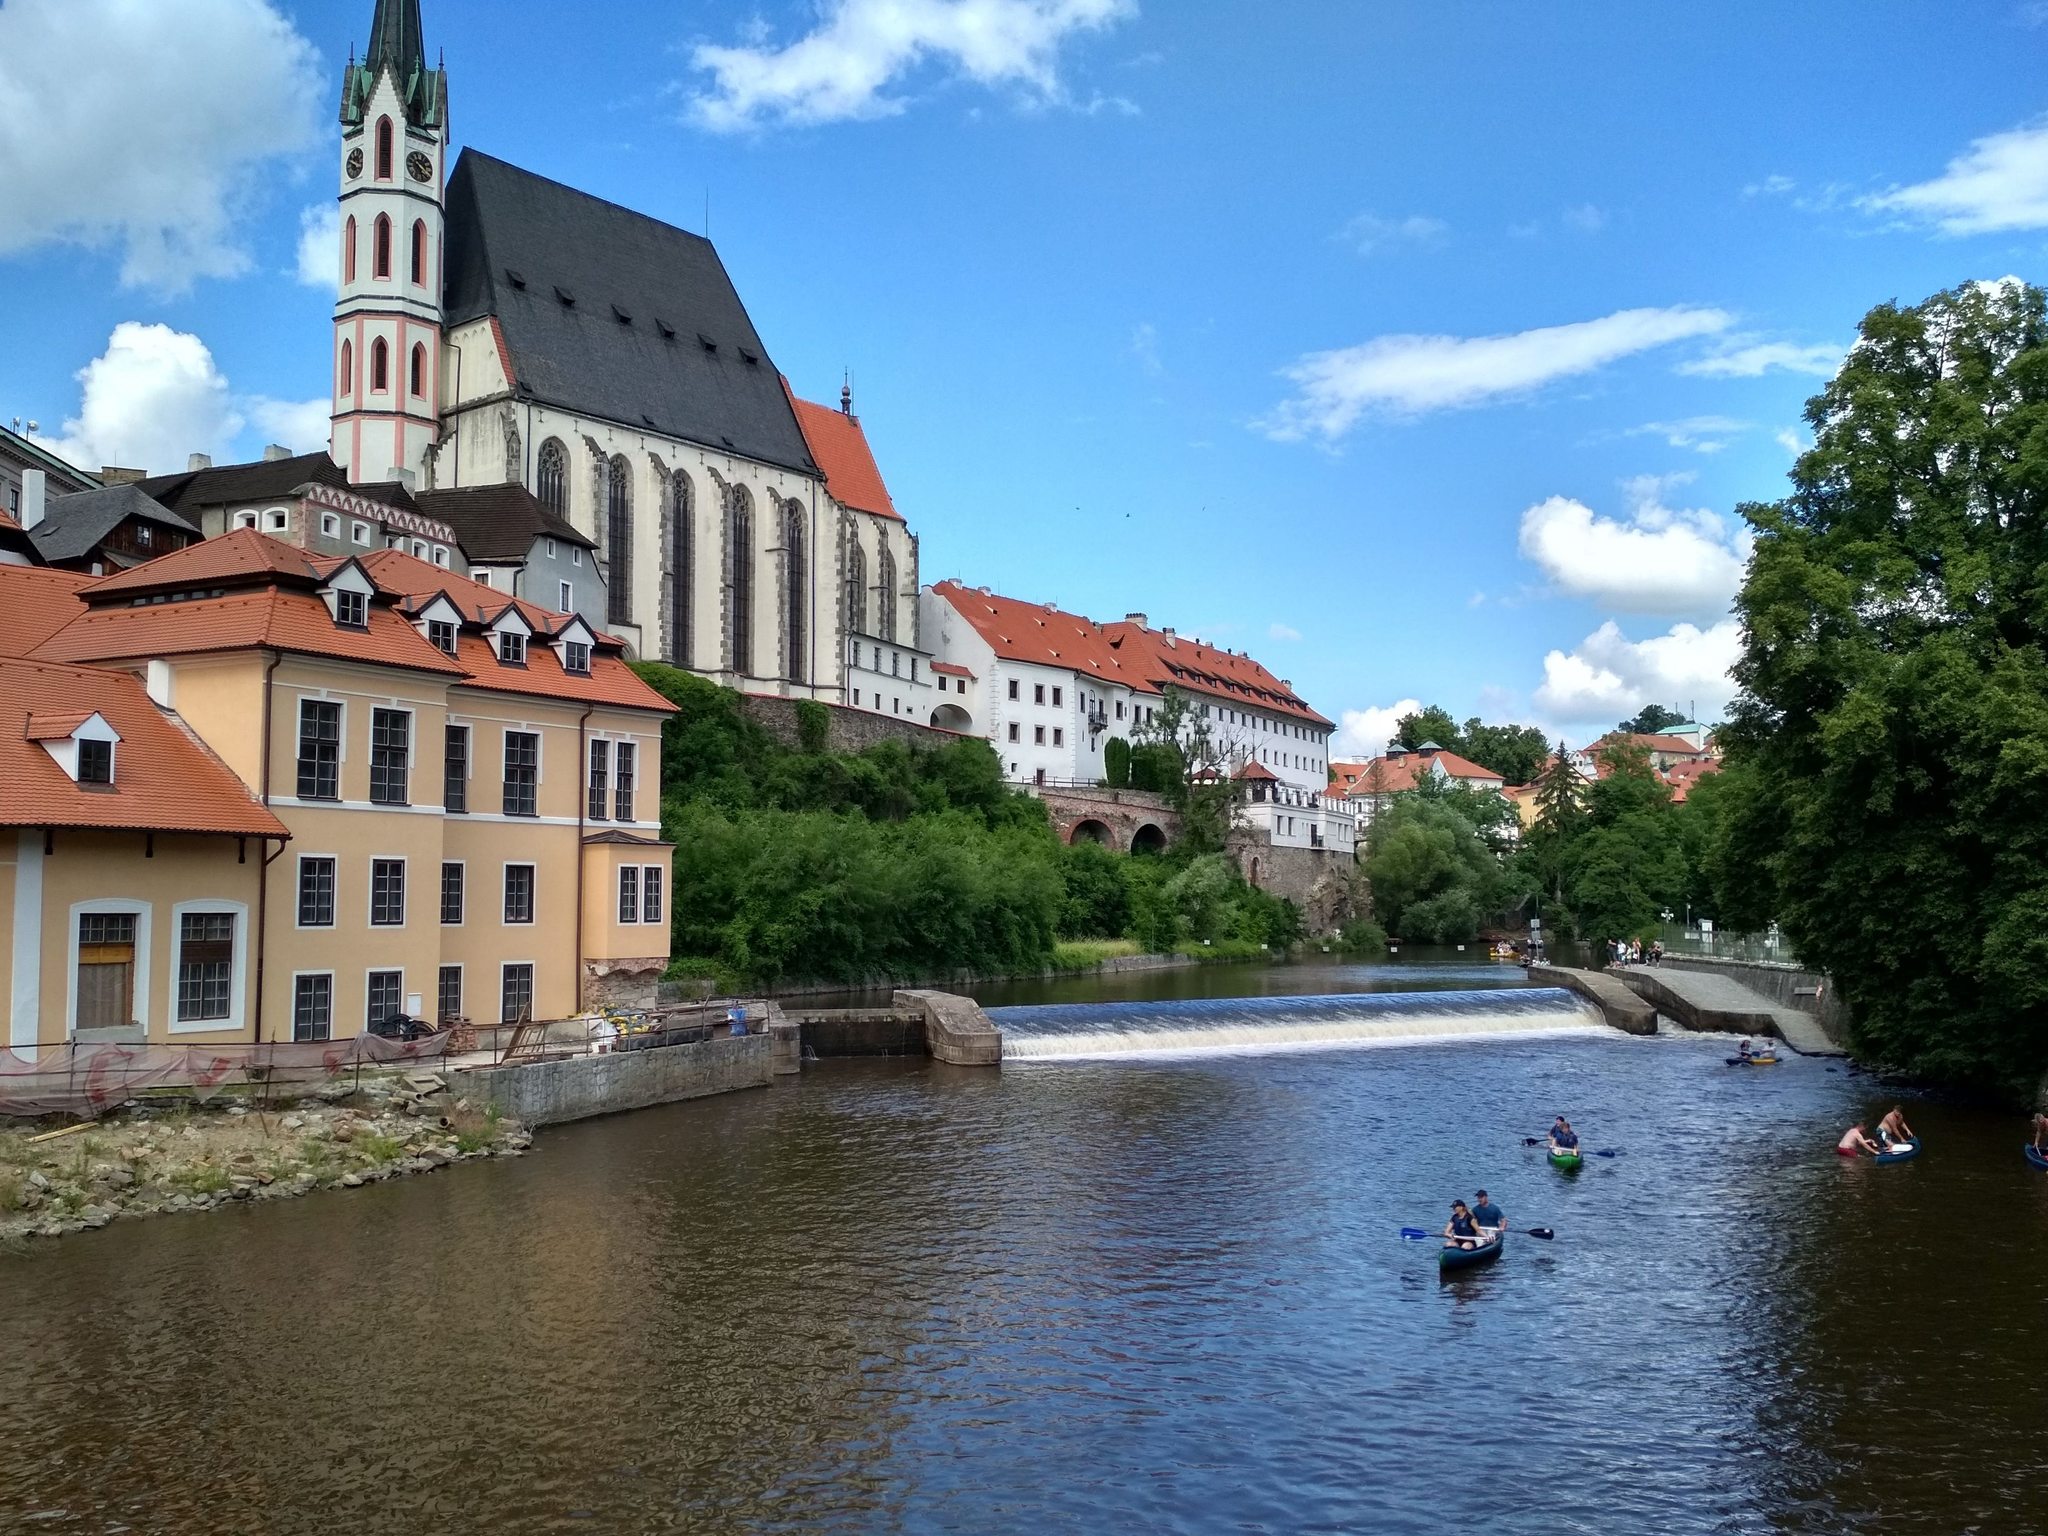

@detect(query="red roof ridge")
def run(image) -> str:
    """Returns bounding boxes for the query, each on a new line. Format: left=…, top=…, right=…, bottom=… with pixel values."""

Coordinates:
left=785, top=382, right=902, bottom=522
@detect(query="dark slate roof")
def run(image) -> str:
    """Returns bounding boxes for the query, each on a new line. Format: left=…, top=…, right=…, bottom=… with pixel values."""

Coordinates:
left=442, top=151, right=820, bottom=479
left=135, top=452, right=418, bottom=519
left=414, top=483, right=595, bottom=564
left=29, top=484, right=198, bottom=564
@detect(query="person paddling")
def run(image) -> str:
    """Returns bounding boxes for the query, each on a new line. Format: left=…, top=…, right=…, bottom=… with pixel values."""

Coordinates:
left=1548, top=1117, right=1580, bottom=1156
left=2033, top=1113, right=2048, bottom=1154
left=1443, top=1199, right=1484, bottom=1251
left=1877, top=1106, right=1917, bottom=1149
left=1472, top=1189, right=1506, bottom=1234
left=1837, top=1123, right=1881, bottom=1157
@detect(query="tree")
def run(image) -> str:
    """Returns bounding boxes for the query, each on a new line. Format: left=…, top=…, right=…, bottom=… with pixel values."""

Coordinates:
left=1132, top=686, right=1242, bottom=855
left=1724, top=278, right=2048, bottom=1093
left=1391, top=704, right=1548, bottom=784
left=1394, top=705, right=1462, bottom=752
left=1103, top=736, right=1132, bottom=789
left=1364, top=795, right=1524, bottom=943
left=1617, top=704, right=1686, bottom=735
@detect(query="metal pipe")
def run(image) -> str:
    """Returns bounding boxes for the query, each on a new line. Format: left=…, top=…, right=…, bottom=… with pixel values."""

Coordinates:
left=572, top=702, right=594, bottom=1015
left=253, top=649, right=285, bottom=1044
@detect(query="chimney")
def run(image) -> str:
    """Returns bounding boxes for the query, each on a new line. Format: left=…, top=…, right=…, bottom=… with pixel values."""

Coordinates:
left=187, top=453, right=213, bottom=471
left=21, top=468, right=46, bottom=530
left=262, top=443, right=292, bottom=462
left=1124, top=612, right=1148, bottom=628
left=98, top=466, right=146, bottom=486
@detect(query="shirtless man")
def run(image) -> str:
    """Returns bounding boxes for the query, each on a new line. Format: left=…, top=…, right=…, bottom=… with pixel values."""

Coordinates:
left=1837, top=1123, right=1881, bottom=1157
left=1877, top=1106, right=1917, bottom=1148
left=2030, top=1113, right=2047, bottom=1153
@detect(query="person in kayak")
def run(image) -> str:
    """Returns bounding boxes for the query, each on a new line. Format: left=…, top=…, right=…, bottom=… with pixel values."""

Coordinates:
left=1548, top=1117, right=1580, bottom=1155
left=1443, top=1200, right=1485, bottom=1250
left=1471, top=1189, right=1505, bottom=1233
left=1837, top=1123, right=1881, bottom=1157
left=2033, top=1112, right=2048, bottom=1153
left=1877, top=1106, right=1917, bottom=1148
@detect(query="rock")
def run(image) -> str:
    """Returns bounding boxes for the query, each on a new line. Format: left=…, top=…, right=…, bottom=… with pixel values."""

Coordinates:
left=101, top=1168, right=136, bottom=1189
left=340, top=1173, right=364, bottom=1188
left=404, top=1072, right=445, bottom=1093
left=229, top=1175, right=260, bottom=1191
left=36, top=1222, right=64, bottom=1239
left=26, top=1171, right=49, bottom=1190
left=231, top=1151, right=258, bottom=1166
left=80, top=1207, right=112, bottom=1229
left=281, top=1114, right=304, bottom=1131
left=167, top=1195, right=191, bottom=1211
left=226, top=1105, right=249, bottom=1117
left=314, top=1082, right=353, bottom=1102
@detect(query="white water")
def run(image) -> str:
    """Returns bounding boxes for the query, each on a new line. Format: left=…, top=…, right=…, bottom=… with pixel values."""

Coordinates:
left=993, top=987, right=1609, bottom=1062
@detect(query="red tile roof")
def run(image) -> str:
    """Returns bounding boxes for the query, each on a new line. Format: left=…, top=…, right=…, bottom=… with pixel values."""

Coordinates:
left=36, top=587, right=468, bottom=676
left=1664, top=756, right=1724, bottom=802
left=0, top=565, right=95, bottom=658
left=1234, top=759, right=1280, bottom=781
left=23, top=710, right=96, bottom=741
left=0, top=656, right=288, bottom=838
left=1100, top=621, right=1330, bottom=728
left=785, top=386, right=901, bottom=521
left=931, top=660, right=973, bottom=678
left=80, top=527, right=323, bottom=597
left=1336, top=748, right=1504, bottom=794
left=1590, top=731, right=1710, bottom=757
left=930, top=580, right=1158, bottom=691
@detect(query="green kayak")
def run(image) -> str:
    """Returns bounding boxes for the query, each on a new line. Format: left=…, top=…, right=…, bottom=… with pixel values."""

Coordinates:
left=1548, top=1147, right=1583, bottom=1172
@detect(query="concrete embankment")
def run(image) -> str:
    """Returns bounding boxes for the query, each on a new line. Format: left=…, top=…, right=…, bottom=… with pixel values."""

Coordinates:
left=456, top=1031, right=784, bottom=1129
left=1613, top=965, right=1844, bottom=1056
left=1527, top=965, right=1658, bottom=1035
left=784, top=990, right=1004, bottom=1066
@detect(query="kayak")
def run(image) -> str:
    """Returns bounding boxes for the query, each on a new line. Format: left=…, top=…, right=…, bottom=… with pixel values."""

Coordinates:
left=2025, top=1145, right=2048, bottom=1172
left=1726, top=1054, right=1780, bottom=1066
left=1441, top=1230, right=1505, bottom=1272
left=1548, top=1147, right=1584, bottom=1172
left=1873, top=1138, right=1919, bottom=1164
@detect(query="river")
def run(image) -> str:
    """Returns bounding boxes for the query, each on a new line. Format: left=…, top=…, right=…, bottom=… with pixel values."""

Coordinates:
left=1, top=960, right=2043, bottom=1534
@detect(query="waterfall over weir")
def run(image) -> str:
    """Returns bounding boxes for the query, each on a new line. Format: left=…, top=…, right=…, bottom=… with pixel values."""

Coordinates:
left=992, top=987, right=1607, bottom=1062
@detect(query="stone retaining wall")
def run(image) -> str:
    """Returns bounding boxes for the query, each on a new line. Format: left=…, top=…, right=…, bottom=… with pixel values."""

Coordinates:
left=455, top=1034, right=773, bottom=1129
left=895, top=989, right=1003, bottom=1066
left=741, top=694, right=953, bottom=754
left=1656, top=955, right=1851, bottom=1046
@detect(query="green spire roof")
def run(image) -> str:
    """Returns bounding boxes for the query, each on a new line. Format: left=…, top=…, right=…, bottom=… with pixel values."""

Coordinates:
left=340, top=0, right=444, bottom=129
left=366, top=0, right=425, bottom=83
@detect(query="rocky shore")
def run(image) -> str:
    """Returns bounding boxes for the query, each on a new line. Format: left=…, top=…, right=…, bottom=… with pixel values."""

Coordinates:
left=0, top=1069, right=532, bottom=1245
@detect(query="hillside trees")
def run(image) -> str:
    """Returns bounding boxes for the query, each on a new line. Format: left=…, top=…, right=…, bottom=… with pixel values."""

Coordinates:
left=1391, top=706, right=1550, bottom=785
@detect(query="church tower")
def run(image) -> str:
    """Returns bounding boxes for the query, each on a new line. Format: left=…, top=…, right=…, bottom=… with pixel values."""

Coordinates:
left=330, top=0, right=448, bottom=486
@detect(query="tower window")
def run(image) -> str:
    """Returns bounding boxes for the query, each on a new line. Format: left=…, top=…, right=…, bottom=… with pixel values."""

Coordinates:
left=373, top=215, right=391, bottom=279
left=375, top=117, right=393, bottom=180
left=371, top=339, right=389, bottom=393
left=410, top=219, right=426, bottom=286
left=343, top=216, right=356, bottom=283
left=339, top=339, right=353, bottom=397
left=409, top=342, right=426, bottom=398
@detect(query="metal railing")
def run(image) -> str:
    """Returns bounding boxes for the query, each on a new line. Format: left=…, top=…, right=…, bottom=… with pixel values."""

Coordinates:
left=1652, top=923, right=1802, bottom=967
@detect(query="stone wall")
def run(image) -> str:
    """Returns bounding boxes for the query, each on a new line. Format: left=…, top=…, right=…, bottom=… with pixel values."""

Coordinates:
left=1657, top=955, right=1851, bottom=1045
left=581, top=957, right=666, bottom=1013
left=740, top=694, right=953, bottom=754
left=896, top=989, right=1003, bottom=1066
left=455, top=1033, right=773, bottom=1128
left=1230, top=838, right=1366, bottom=935
left=1527, top=964, right=1657, bottom=1035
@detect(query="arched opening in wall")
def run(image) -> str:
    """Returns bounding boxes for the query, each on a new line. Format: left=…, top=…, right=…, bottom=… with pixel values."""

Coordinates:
left=370, top=338, right=389, bottom=393
left=375, top=117, right=394, bottom=180
left=931, top=703, right=972, bottom=732
left=783, top=501, right=806, bottom=684
left=606, top=456, right=633, bottom=627
left=1069, top=818, right=1113, bottom=847
left=728, top=484, right=755, bottom=675
left=373, top=215, right=391, bottom=279
left=876, top=543, right=897, bottom=643
left=338, top=340, right=353, bottom=397
left=343, top=216, right=356, bottom=282
left=410, top=220, right=426, bottom=285
left=668, top=470, right=693, bottom=667
left=844, top=537, right=867, bottom=639
left=536, top=438, right=568, bottom=517
left=1130, top=823, right=1168, bottom=856
left=409, top=342, right=426, bottom=398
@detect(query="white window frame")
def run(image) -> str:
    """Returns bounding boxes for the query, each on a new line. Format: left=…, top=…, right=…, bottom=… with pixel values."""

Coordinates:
left=169, top=898, right=249, bottom=1036
left=290, top=969, right=336, bottom=1043
left=294, top=852, right=339, bottom=929
left=65, top=898, right=152, bottom=1039
left=233, top=510, right=259, bottom=530
left=263, top=507, right=290, bottom=533
left=499, top=960, right=537, bottom=1024
left=320, top=512, right=341, bottom=539
left=351, top=520, right=371, bottom=546
left=558, top=579, right=574, bottom=613
left=440, top=859, right=465, bottom=927
left=617, top=865, right=640, bottom=925
left=640, top=864, right=664, bottom=926
left=367, top=855, right=408, bottom=928
left=545, top=538, right=558, bottom=559
left=502, top=862, right=538, bottom=926
left=436, top=962, right=464, bottom=1022
left=364, top=966, right=406, bottom=1031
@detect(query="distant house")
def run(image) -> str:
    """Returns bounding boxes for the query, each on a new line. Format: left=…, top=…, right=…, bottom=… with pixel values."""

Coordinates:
left=29, top=483, right=201, bottom=575
left=0, top=509, right=40, bottom=568
left=0, top=423, right=98, bottom=524
left=412, top=483, right=603, bottom=624
left=1333, top=742, right=1509, bottom=831
left=1574, top=730, right=1715, bottom=776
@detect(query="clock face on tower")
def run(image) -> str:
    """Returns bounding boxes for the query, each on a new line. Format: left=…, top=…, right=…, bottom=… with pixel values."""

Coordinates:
left=407, top=151, right=434, bottom=184
left=345, top=148, right=364, bottom=179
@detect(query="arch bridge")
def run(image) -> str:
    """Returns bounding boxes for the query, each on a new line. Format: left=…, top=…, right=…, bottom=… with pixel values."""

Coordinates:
left=1025, top=784, right=1180, bottom=855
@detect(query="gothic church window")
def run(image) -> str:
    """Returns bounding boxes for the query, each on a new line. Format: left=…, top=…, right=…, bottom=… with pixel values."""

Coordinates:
left=845, top=539, right=867, bottom=638
left=784, top=501, right=806, bottom=685
left=371, top=339, right=389, bottom=393
left=728, top=484, right=754, bottom=675
left=410, top=343, right=427, bottom=398
left=668, top=471, right=693, bottom=668
left=374, top=215, right=391, bottom=279
left=536, top=438, right=568, bottom=518
left=606, top=455, right=632, bottom=628
left=376, top=118, right=394, bottom=180
left=343, top=216, right=356, bottom=283
left=411, top=220, right=427, bottom=286
left=877, top=544, right=898, bottom=645
left=339, top=340, right=353, bottom=397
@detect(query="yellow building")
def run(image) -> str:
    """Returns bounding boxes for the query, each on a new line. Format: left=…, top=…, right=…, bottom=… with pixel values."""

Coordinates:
left=3, top=530, right=674, bottom=1047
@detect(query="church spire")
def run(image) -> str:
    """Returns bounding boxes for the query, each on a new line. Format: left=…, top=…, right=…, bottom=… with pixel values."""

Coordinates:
left=343, top=0, right=442, bottom=129
left=366, top=0, right=426, bottom=85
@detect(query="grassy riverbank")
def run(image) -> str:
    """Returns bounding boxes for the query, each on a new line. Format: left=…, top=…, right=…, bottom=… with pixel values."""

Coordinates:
left=0, top=1071, right=531, bottom=1246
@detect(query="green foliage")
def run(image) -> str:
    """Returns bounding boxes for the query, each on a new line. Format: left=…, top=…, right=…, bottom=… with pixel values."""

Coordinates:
left=1365, top=795, right=1527, bottom=943
left=1058, top=840, right=1132, bottom=939
left=1721, top=278, right=2048, bottom=1094
left=1051, top=939, right=1141, bottom=970
left=1332, top=917, right=1389, bottom=954
left=1618, top=703, right=1686, bottom=735
left=1132, top=687, right=1243, bottom=854
left=1393, top=706, right=1550, bottom=785
left=1103, top=736, right=1132, bottom=789
left=1128, top=742, right=1181, bottom=795
left=794, top=699, right=830, bottom=754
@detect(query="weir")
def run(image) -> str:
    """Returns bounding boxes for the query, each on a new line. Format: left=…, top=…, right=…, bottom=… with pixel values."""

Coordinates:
left=992, top=987, right=1608, bottom=1061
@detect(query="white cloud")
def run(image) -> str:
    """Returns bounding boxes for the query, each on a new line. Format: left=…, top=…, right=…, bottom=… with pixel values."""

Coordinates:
left=1259, top=305, right=1731, bottom=441
left=35, top=323, right=326, bottom=476
left=1130, top=320, right=1162, bottom=376
left=1518, top=481, right=1751, bottom=617
left=1339, top=212, right=1447, bottom=255
left=1775, top=426, right=1809, bottom=456
left=1679, top=339, right=1841, bottom=378
left=684, top=0, right=1136, bottom=131
left=1533, top=619, right=1743, bottom=727
left=295, top=204, right=341, bottom=289
left=1626, top=414, right=1749, bottom=453
left=1743, top=174, right=1796, bottom=198
left=1267, top=622, right=1302, bottom=642
left=1562, top=203, right=1607, bottom=233
left=1334, top=698, right=1423, bottom=760
left=1866, top=115, right=2048, bottom=234
left=0, top=0, right=322, bottom=291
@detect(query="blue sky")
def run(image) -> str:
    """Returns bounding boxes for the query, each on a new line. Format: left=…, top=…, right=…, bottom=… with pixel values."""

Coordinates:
left=3, top=0, right=2046, bottom=752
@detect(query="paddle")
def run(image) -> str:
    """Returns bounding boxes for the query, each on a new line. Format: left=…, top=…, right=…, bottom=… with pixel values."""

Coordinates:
left=1522, top=1137, right=1620, bottom=1158
left=1401, top=1226, right=1554, bottom=1240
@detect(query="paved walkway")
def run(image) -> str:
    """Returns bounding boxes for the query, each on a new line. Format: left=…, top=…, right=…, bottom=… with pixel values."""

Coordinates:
left=1613, top=965, right=1844, bottom=1056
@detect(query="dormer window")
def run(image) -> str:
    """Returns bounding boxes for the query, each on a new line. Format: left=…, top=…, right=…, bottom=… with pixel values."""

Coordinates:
left=335, top=589, right=368, bottom=629
left=77, top=739, right=113, bottom=785
left=428, top=619, right=458, bottom=655
left=498, top=630, right=527, bottom=665
left=563, top=640, right=590, bottom=675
